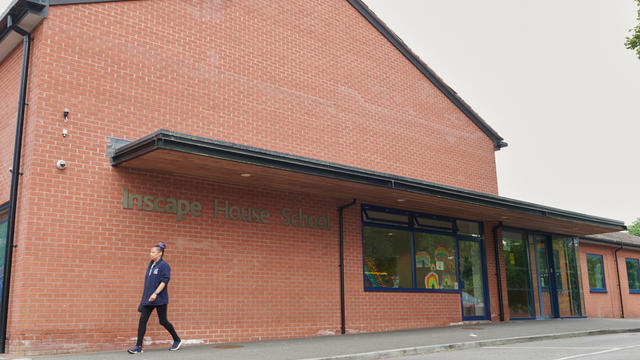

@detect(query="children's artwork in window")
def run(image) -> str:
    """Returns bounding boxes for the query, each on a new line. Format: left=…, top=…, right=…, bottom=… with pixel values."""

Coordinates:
left=415, top=233, right=457, bottom=290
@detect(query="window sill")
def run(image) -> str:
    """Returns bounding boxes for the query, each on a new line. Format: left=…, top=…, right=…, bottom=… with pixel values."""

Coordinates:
left=589, top=288, right=607, bottom=293
left=364, top=287, right=460, bottom=293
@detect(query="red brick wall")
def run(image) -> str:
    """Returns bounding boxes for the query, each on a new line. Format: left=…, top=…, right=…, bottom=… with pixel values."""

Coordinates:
left=28, top=0, right=498, bottom=194
left=580, top=242, right=640, bottom=319
left=342, top=203, right=465, bottom=334
left=9, top=174, right=344, bottom=353
left=0, top=46, right=22, bottom=204
left=618, top=248, right=640, bottom=318
left=3, top=0, right=504, bottom=354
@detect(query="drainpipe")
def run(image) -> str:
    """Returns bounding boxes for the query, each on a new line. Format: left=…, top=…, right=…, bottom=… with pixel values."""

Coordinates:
left=0, top=20, right=32, bottom=354
left=492, top=222, right=504, bottom=321
left=614, top=243, right=624, bottom=318
left=338, top=199, right=356, bottom=335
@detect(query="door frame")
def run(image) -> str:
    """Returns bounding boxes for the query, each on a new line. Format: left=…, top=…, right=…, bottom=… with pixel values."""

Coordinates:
left=533, top=233, right=559, bottom=319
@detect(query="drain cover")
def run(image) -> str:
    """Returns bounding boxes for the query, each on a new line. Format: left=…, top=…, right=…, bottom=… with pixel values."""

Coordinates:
left=213, top=344, right=245, bottom=349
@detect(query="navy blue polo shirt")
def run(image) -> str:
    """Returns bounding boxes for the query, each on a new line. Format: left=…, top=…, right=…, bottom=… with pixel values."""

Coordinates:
left=140, top=258, right=170, bottom=306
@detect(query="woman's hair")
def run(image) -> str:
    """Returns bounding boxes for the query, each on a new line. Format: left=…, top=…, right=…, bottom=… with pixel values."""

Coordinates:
left=154, top=242, right=166, bottom=257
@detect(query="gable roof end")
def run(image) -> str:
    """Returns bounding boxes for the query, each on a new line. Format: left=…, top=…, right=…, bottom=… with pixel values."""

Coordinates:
left=348, top=0, right=507, bottom=151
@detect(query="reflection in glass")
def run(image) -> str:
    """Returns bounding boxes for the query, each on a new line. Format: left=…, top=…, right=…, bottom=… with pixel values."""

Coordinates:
left=456, top=220, right=482, bottom=237
left=363, top=226, right=412, bottom=288
left=626, top=259, right=640, bottom=291
left=534, top=236, right=552, bottom=318
left=554, top=237, right=583, bottom=317
left=460, top=240, right=485, bottom=317
left=503, top=230, right=535, bottom=318
left=587, top=254, right=606, bottom=290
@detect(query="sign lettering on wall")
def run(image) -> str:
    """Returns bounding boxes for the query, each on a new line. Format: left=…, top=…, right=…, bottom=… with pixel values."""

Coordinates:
left=122, top=188, right=330, bottom=230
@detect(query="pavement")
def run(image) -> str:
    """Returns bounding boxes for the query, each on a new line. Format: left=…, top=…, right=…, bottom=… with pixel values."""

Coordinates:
left=4, top=318, right=640, bottom=360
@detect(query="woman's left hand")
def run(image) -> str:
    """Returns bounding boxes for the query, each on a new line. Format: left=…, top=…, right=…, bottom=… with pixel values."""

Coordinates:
left=148, top=293, right=157, bottom=302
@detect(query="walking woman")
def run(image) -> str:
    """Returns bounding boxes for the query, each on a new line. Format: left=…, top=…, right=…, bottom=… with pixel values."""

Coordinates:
left=128, top=242, right=182, bottom=354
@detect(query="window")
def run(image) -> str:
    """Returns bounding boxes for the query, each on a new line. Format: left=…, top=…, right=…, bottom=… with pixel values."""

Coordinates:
left=456, top=220, right=482, bottom=237
left=586, top=254, right=606, bottom=292
left=414, top=233, right=457, bottom=290
left=363, top=227, right=412, bottom=288
left=538, top=249, right=562, bottom=291
left=362, top=205, right=481, bottom=292
left=625, top=259, right=640, bottom=293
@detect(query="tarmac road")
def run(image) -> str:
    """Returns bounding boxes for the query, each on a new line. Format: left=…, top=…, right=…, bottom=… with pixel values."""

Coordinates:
left=399, top=332, right=640, bottom=360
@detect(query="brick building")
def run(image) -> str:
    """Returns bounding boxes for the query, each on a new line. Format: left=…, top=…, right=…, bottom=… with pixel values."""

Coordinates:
left=580, top=232, right=640, bottom=319
left=0, top=0, right=632, bottom=355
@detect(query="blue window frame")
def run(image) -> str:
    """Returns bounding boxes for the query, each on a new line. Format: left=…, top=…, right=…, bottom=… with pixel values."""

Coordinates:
left=586, top=254, right=606, bottom=292
left=361, top=205, right=484, bottom=294
left=625, top=259, right=640, bottom=293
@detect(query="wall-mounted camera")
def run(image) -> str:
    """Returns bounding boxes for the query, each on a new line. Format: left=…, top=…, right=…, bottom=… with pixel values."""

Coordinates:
left=56, top=160, right=67, bottom=170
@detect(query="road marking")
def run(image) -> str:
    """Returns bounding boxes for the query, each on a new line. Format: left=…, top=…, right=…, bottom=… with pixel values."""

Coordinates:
left=552, top=344, right=640, bottom=360
left=483, top=346, right=610, bottom=350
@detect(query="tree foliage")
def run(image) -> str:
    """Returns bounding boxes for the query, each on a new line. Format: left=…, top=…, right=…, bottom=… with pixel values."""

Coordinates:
left=626, top=0, right=640, bottom=59
left=629, top=218, right=640, bottom=237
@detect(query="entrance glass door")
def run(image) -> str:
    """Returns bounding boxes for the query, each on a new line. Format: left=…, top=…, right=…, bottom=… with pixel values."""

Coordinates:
left=459, top=239, right=487, bottom=319
left=552, top=236, right=584, bottom=317
left=534, top=235, right=556, bottom=318
left=503, top=229, right=584, bottom=320
left=502, top=230, right=536, bottom=318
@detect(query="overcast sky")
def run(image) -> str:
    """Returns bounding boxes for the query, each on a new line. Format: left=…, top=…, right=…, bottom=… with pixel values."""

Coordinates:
left=363, top=0, right=640, bottom=227
left=1, top=1, right=638, bottom=226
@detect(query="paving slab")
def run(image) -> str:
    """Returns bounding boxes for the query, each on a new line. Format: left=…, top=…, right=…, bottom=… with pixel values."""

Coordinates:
left=3, top=318, right=640, bottom=360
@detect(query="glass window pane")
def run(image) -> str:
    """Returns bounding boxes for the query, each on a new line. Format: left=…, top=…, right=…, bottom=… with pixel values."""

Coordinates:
left=626, top=259, right=640, bottom=291
left=460, top=240, right=485, bottom=317
left=414, top=233, right=457, bottom=289
left=456, top=220, right=481, bottom=237
left=415, top=216, right=453, bottom=231
left=363, top=209, right=410, bottom=226
left=363, top=226, right=412, bottom=288
left=502, top=229, right=535, bottom=318
left=552, top=236, right=583, bottom=317
left=586, top=254, right=605, bottom=290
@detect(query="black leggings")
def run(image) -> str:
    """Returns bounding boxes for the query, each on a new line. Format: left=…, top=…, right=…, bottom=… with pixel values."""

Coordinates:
left=136, top=305, right=180, bottom=347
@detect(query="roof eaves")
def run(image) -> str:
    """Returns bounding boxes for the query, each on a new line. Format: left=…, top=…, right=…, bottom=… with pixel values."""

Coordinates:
left=111, top=130, right=625, bottom=233
left=49, top=0, right=136, bottom=6
left=581, top=237, right=640, bottom=250
left=582, top=232, right=640, bottom=249
left=0, top=0, right=47, bottom=63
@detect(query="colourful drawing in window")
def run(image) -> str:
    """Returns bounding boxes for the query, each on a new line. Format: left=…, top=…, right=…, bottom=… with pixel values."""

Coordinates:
left=415, top=251, right=431, bottom=268
left=442, top=272, right=452, bottom=287
left=426, top=272, right=439, bottom=289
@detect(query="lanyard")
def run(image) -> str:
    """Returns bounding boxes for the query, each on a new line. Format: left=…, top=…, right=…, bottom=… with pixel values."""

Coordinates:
left=149, top=261, right=159, bottom=276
